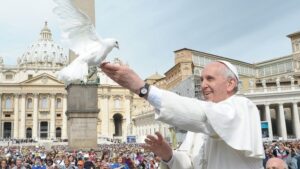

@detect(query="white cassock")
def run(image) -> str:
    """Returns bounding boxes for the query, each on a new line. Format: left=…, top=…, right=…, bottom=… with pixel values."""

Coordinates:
left=148, top=86, right=265, bottom=169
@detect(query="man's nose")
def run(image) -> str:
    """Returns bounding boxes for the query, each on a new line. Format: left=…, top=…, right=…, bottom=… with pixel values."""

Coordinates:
left=201, top=80, right=208, bottom=88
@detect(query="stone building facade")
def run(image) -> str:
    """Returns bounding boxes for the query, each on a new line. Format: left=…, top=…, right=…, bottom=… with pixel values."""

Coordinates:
left=0, top=23, right=132, bottom=142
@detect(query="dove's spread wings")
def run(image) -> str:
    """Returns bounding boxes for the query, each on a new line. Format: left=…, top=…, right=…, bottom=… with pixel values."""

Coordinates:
left=53, top=0, right=103, bottom=57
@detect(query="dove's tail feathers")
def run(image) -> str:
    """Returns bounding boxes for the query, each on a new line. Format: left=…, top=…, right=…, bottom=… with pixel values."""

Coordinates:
left=56, top=60, right=88, bottom=84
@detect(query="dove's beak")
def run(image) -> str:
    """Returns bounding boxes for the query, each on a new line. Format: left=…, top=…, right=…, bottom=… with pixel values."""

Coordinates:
left=115, top=41, right=119, bottom=49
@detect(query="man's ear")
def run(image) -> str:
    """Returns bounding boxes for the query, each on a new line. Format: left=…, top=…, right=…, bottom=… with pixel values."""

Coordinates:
left=227, top=78, right=236, bottom=92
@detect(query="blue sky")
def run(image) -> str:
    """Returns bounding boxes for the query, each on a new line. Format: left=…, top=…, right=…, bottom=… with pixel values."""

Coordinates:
left=0, top=0, right=300, bottom=78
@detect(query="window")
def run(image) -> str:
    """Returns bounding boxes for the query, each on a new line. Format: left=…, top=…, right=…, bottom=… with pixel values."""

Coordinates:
left=41, top=96, right=48, bottom=109
left=56, top=127, right=62, bottom=138
left=114, top=98, right=121, bottom=109
left=57, top=114, right=61, bottom=117
left=27, top=114, right=32, bottom=118
left=26, top=128, right=32, bottom=138
left=278, top=63, right=285, bottom=73
left=5, top=74, right=13, bottom=80
left=272, top=65, right=278, bottom=74
left=5, top=97, right=12, bottom=109
left=40, top=121, right=48, bottom=138
left=27, top=98, right=33, bottom=109
left=55, top=98, right=62, bottom=108
left=28, top=74, right=33, bottom=79
left=286, top=62, right=293, bottom=72
left=265, top=66, right=271, bottom=76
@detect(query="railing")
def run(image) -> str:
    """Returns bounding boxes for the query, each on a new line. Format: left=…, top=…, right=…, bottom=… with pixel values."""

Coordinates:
left=240, top=85, right=300, bottom=94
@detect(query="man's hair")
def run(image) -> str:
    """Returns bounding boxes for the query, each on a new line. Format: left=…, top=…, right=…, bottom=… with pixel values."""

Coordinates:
left=223, top=66, right=239, bottom=94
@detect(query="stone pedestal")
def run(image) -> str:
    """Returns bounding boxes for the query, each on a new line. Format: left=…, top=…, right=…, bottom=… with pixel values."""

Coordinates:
left=66, top=84, right=99, bottom=149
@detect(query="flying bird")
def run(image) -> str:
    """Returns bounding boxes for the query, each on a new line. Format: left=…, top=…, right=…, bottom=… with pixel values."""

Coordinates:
left=53, top=0, right=119, bottom=85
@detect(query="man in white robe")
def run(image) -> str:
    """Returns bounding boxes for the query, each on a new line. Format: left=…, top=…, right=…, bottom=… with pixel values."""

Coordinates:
left=100, top=60, right=265, bottom=169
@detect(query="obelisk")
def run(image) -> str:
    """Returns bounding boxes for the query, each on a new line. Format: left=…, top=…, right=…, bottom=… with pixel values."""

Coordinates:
left=65, top=0, right=99, bottom=149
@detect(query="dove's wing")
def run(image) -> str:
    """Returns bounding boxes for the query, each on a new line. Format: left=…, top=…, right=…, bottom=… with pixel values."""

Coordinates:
left=53, top=0, right=102, bottom=56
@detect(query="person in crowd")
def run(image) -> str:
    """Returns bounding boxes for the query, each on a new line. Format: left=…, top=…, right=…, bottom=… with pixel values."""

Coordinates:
left=110, top=156, right=129, bottom=169
left=83, top=154, right=95, bottom=169
left=100, top=151, right=111, bottom=168
left=95, top=158, right=102, bottom=169
left=64, top=158, right=76, bottom=169
left=68, top=155, right=77, bottom=167
left=9, top=158, right=16, bottom=169
left=273, top=142, right=289, bottom=160
left=46, top=159, right=55, bottom=169
left=285, top=148, right=298, bottom=169
left=100, top=60, right=265, bottom=169
left=266, top=157, right=288, bottom=169
left=12, top=158, right=26, bottom=169
left=77, top=160, right=85, bottom=169
left=32, top=156, right=46, bottom=169
left=0, top=159, right=9, bottom=169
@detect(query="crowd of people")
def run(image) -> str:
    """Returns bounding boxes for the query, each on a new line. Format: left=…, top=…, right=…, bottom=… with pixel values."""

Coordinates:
left=0, top=143, right=162, bottom=169
left=0, top=140, right=298, bottom=169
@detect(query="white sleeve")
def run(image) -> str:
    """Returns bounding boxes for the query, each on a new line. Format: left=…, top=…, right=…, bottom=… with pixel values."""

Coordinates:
left=151, top=88, right=215, bottom=134
left=160, top=151, right=193, bottom=169
left=147, top=85, right=162, bottom=109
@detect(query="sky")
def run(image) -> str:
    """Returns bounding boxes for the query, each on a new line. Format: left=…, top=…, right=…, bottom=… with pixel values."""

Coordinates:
left=0, top=0, right=300, bottom=79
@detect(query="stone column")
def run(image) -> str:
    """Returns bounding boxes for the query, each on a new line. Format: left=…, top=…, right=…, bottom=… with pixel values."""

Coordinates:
left=13, top=94, right=19, bottom=138
left=278, top=103, right=287, bottom=140
left=20, top=94, right=26, bottom=139
left=100, top=94, right=110, bottom=137
left=292, top=102, right=300, bottom=139
left=33, top=93, right=39, bottom=140
left=0, top=93, right=2, bottom=116
left=124, top=95, right=131, bottom=140
left=264, top=104, right=273, bottom=140
left=50, top=94, right=56, bottom=139
left=66, top=84, right=99, bottom=149
left=0, top=93, right=2, bottom=137
left=62, top=94, right=67, bottom=139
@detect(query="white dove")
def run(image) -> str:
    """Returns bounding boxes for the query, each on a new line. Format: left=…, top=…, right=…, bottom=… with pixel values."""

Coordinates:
left=53, top=0, right=119, bottom=85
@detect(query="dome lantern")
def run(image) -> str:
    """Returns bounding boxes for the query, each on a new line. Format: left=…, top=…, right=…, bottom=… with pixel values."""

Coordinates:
left=40, top=21, right=52, bottom=41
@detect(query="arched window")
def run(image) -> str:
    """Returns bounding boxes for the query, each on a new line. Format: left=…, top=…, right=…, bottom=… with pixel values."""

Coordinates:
left=27, top=98, right=33, bottom=109
left=113, top=114, right=123, bottom=136
left=5, top=96, right=11, bottom=109
left=56, top=98, right=62, bottom=108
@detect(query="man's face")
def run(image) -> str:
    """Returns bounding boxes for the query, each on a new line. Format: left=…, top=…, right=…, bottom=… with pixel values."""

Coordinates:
left=64, top=159, right=70, bottom=166
left=1, top=160, right=6, bottom=167
left=266, top=158, right=286, bottom=169
left=16, top=160, right=22, bottom=167
left=201, top=62, right=233, bottom=102
left=35, top=159, right=41, bottom=165
left=77, top=162, right=84, bottom=169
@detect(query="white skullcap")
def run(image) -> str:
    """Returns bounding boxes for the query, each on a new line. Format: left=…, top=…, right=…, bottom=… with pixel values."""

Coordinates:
left=216, top=60, right=239, bottom=81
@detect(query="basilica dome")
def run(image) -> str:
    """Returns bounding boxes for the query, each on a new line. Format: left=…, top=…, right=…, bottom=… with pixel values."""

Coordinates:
left=18, top=22, right=67, bottom=66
